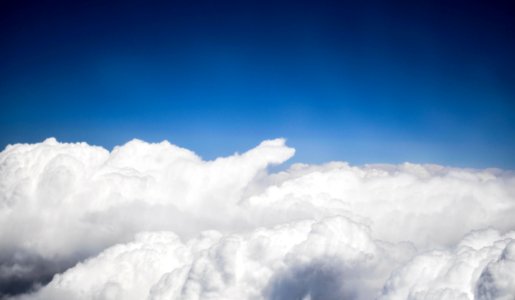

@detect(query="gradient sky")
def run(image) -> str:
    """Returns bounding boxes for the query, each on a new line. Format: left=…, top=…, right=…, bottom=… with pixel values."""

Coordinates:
left=1, top=0, right=514, bottom=168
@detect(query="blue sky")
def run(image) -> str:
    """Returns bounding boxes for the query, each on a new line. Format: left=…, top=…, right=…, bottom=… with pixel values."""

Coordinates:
left=1, top=0, right=514, bottom=168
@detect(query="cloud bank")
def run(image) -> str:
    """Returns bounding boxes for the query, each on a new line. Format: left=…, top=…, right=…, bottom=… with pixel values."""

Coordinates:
left=1, top=138, right=514, bottom=299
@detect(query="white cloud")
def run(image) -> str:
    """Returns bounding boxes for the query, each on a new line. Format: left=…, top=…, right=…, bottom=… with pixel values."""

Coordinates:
left=1, top=138, right=514, bottom=299
left=19, top=217, right=413, bottom=300
left=379, top=229, right=515, bottom=300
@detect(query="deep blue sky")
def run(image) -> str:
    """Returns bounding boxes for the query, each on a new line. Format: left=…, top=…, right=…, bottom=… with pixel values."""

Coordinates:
left=1, top=0, right=514, bottom=168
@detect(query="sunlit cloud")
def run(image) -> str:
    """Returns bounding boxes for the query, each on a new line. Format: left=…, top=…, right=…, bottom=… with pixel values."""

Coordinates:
left=1, top=139, right=514, bottom=299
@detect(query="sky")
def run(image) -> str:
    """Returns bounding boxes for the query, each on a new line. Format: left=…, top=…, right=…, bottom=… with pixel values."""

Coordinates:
left=1, top=0, right=514, bottom=168
left=1, top=2, right=515, bottom=297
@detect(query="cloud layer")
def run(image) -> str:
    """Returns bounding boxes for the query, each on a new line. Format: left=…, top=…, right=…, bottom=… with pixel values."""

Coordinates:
left=1, top=138, right=514, bottom=299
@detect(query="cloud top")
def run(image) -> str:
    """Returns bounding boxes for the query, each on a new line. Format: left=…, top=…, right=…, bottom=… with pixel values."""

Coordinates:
left=1, top=138, right=514, bottom=299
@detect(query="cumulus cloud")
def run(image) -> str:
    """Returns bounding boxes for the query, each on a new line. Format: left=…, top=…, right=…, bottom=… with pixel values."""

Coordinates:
left=380, top=229, right=515, bottom=300
left=19, top=217, right=412, bottom=300
left=1, top=138, right=514, bottom=299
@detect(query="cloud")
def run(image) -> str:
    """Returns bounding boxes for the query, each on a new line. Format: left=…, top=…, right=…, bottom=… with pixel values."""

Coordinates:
left=244, top=161, right=515, bottom=249
left=19, top=217, right=412, bottom=300
left=1, top=138, right=514, bottom=299
left=379, top=229, right=515, bottom=300
left=0, top=138, right=293, bottom=296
